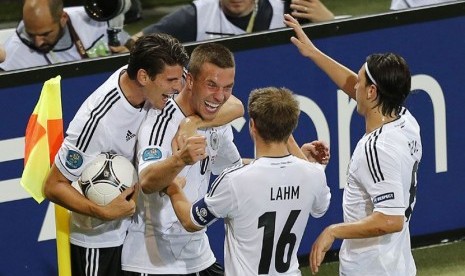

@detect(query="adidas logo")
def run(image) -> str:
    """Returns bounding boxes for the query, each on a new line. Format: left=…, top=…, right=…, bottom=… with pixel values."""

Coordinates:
left=126, top=130, right=136, bottom=141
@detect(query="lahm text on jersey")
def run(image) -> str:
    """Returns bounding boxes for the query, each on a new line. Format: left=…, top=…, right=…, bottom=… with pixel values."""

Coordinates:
left=270, top=185, right=300, bottom=201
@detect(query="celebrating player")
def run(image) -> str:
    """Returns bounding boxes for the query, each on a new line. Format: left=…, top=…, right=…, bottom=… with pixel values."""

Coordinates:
left=284, top=14, right=422, bottom=275
left=164, top=86, right=331, bottom=275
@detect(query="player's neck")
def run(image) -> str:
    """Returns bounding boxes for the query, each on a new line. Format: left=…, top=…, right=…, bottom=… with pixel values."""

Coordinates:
left=365, top=108, right=398, bottom=133
left=254, top=139, right=289, bottom=158
left=175, top=87, right=195, bottom=116
left=120, top=71, right=145, bottom=107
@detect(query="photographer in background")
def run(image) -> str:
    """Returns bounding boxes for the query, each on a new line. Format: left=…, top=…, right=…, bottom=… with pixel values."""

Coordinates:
left=0, top=0, right=129, bottom=71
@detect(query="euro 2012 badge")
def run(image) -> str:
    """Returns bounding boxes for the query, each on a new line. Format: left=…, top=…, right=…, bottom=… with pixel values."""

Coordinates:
left=65, top=150, right=83, bottom=169
left=143, top=148, right=162, bottom=161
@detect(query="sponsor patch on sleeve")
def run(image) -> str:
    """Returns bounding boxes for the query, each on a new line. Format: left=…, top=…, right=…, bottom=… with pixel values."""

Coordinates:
left=65, top=150, right=83, bottom=169
left=373, top=192, right=395, bottom=204
left=142, top=148, right=162, bottom=161
left=191, top=198, right=217, bottom=228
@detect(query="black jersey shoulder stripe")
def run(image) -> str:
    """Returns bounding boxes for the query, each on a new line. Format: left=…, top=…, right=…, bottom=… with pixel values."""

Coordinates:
left=76, top=88, right=117, bottom=148
left=76, top=88, right=119, bottom=150
left=157, top=108, right=176, bottom=147
left=149, top=101, right=174, bottom=145
left=76, top=88, right=121, bottom=152
left=149, top=103, right=176, bottom=146
left=400, top=106, right=407, bottom=115
left=365, top=127, right=385, bottom=183
left=81, top=95, right=120, bottom=152
left=208, top=163, right=246, bottom=197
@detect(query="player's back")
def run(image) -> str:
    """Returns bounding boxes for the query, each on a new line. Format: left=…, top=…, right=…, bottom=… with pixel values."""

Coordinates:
left=220, top=155, right=330, bottom=275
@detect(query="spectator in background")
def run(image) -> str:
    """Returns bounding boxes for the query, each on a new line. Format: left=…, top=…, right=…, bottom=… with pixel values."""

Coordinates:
left=391, top=0, right=458, bottom=10
left=0, top=0, right=129, bottom=71
left=0, top=44, right=5, bottom=63
left=119, top=0, right=334, bottom=50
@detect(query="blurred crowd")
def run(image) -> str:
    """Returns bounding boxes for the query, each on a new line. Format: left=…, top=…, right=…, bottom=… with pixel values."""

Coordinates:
left=0, top=0, right=459, bottom=71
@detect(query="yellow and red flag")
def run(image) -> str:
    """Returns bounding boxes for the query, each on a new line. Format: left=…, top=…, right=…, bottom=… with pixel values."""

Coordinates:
left=21, top=75, right=63, bottom=202
left=20, top=75, right=71, bottom=276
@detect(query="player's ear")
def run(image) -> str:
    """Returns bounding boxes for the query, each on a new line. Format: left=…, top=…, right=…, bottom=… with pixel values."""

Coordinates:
left=249, top=118, right=257, bottom=139
left=186, top=73, right=194, bottom=89
left=137, top=69, right=149, bottom=85
left=367, top=84, right=377, bottom=100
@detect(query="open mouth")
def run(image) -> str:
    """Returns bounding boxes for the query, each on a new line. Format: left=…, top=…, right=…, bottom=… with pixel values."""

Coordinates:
left=205, top=101, right=220, bottom=112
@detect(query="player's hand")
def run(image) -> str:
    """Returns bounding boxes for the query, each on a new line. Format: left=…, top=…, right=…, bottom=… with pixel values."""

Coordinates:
left=284, top=14, right=318, bottom=58
left=102, top=186, right=136, bottom=220
left=302, top=140, right=330, bottom=165
left=176, top=135, right=207, bottom=165
left=290, top=0, right=334, bottom=23
left=310, top=226, right=335, bottom=274
left=127, top=183, right=140, bottom=203
left=172, top=116, right=201, bottom=152
left=109, top=45, right=129, bottom=54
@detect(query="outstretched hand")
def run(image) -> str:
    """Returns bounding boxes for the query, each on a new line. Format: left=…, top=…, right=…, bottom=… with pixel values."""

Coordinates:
left=301, top=140, right=330, bottom=165
left=284, top=14, right=317, bottom=58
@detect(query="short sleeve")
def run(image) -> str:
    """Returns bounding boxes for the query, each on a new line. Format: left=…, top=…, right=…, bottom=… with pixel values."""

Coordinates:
left=367, top=143, right=405, bottom=216
left=310, top=165, right=331, bottom=218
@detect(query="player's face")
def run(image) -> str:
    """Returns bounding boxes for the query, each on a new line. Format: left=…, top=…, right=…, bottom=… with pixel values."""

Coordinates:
left=191, top=62, right=234, bottom=121
left=221, top=0, right=255, bottom=17
left=23, top=13, right=64, bottom=53
left=144, top=65, right=184, bottom=110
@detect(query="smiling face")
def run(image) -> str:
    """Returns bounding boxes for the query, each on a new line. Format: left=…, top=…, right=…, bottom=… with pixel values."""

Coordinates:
left=142, top=64, right=184, bottom=110
left=189, top=62, right=235, bottom=121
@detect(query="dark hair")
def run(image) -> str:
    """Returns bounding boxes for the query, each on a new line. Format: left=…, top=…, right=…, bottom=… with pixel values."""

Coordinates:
left=248, top=87, right=300, bottom=143
left=188, top=43, right=235, bottom=79
left=365, top=53, right=411, bottom=116
left=126, top=33, right=189, bottom=80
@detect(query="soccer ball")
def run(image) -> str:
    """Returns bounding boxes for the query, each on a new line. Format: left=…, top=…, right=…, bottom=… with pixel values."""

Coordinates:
left=78, top=152, right=137, bottom=206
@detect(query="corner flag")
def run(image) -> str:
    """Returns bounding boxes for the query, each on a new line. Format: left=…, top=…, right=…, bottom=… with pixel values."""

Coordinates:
left=20, top=75, right=71, bottom=276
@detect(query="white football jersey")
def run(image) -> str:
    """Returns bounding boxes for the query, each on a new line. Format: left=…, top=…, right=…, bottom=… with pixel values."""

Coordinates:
left=122, top=98, right=241, bottom=274
left=190, top=155, right=331, bottom=276
left=340, top=108, right=422, bottom=275
left=54, top=65, right=148, bottom=248
left=390, top=0, right=456, bottom=10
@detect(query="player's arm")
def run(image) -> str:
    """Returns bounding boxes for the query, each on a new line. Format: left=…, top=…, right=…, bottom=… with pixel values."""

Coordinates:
left=139, top=135, right=207, bottom=194
left=165, top=180, right=204, bottom=232
left=309, top=212, right=403, bottom=274
left=180, top=94, right=244, bottom=131
left=287, top=134, right=308, bottom=161
left=172, top=95, right=244, bottom=152
left=284, top=14, right=358, bottom=99
left=44, top=165, right=136, bottom=220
